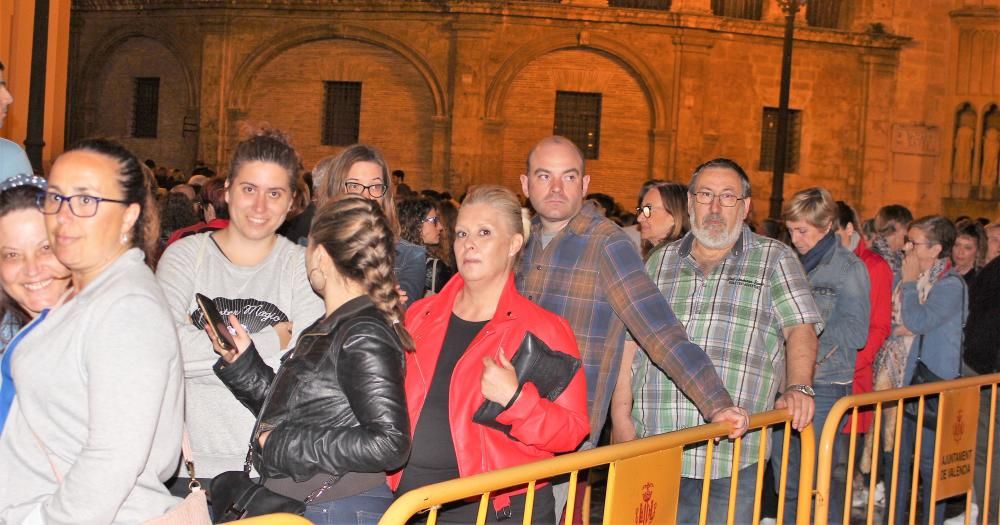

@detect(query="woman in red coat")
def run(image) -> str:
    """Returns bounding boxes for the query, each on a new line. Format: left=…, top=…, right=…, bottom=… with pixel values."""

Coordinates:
left=389, top=185, right=589, bottom=523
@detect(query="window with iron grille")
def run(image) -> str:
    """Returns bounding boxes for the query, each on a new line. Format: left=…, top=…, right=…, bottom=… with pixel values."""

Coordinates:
left=322, top=81, right=362, bottom=146
left=132, top=77, right=160, bottom=138
left=759, top=107, right=802, bottom=172
left=553, top=91, right=602, bottom=160
left=806, top=0, right=844, bottom=29
left=711, top=0, right=763, bottom=20
left=608, top=0, right=672, bottom=10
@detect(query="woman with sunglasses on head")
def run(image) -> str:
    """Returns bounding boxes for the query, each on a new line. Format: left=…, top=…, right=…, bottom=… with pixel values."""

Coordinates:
left=398, top=196, right=453, bottom=297
left=609, top=181, right=690, bottom=443
left=0, top=139, right=185, bottom=523
left=156, top=129, right=324, bottom=490
left=313, top=145, right=426, bottom=306
left=0, top=172, right=73, bottom=435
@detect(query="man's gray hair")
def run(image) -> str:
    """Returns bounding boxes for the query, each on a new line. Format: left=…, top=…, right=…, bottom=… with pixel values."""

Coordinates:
left=689, top=158, right=751, bottom=198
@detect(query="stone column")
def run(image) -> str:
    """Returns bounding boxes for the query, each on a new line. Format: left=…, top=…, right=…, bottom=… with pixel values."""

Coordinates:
left=446, top=21, right=492, bottom=191
left=430, top=115, right=450, bottom=191
left=648, top=128, right=674, bottom=181
left=855, top=50, right=899, bottom=218
left=197, top=16, right=231, bottom=173
left=670, top=33, right=714, bottom=180
left=671, top=0, right=712, bottom=14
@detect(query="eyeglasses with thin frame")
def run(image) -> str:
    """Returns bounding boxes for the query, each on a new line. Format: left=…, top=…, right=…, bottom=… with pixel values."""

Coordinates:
left=344, top=182, right=387, bottom=198
left=692, top=190, right=745, bottom=208
left=904, top=236, right=935, bottom=247
left=37, top=191, right=130, bottom=218
left=422, top=215, right=440, bottom=225
left=635, top=204, right=671, bottom=219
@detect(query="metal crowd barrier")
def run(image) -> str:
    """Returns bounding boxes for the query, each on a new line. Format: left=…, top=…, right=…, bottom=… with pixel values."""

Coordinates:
left=813, top=373, right=1000, bottom=525
left=379, top=409, right=815, bottom=525
left=230, top=513, right=313, bottom=524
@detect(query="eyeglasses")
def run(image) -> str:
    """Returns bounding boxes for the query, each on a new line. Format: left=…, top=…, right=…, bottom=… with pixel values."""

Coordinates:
left=904, top=237, right=935, bottom=247
left=692, top=190, right=745, bottom=208
left=422, top=215, right=440, bottom=225
left=37, top=191, right=130, bottom=218
left=344, top=182, right=387, bottom=198
left=635, top=205, right=671, bottom=218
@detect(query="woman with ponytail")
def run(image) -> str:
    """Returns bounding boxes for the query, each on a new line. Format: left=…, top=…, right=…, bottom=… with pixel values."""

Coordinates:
left=213, top=195, right=411, bottom=523
left=0, top=139, right=185, bottom=523
left=390, top=185, right=588, bottom=523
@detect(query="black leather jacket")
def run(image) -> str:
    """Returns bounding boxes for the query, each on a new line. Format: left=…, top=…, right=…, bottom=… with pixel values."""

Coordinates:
left=214, top=295, right=410, bottom=482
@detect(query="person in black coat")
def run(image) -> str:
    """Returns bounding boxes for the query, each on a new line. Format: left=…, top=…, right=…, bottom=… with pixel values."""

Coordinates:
left=212, top=197, right=412, bottom=522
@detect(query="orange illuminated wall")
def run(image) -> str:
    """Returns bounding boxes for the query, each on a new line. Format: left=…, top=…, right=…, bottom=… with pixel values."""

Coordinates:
left=0, top=0, right=71, bottom=172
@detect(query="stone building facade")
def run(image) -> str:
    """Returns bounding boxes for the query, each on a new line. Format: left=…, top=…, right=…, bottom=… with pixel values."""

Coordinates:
left=67, top=0, right=1000, bottom=221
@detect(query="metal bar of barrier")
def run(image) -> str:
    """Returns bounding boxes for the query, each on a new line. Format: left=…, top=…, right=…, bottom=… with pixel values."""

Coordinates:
left=380, top=409, right=814, bottom=524
left=814, top=372, right=1000, bottom=525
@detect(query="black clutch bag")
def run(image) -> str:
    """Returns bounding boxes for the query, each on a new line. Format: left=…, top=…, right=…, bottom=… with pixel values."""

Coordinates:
left=472, top=331, right=582, bottom=435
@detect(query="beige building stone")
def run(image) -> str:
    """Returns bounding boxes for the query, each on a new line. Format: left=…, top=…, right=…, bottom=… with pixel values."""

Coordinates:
left=67, top=0, right=1000, bottom=221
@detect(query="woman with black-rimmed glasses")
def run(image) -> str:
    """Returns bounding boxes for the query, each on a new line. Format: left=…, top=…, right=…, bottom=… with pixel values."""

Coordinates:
left=312, top=145, right=426, bottom=306
left=634, top=182, right=690, bottom=260
left=398, top=196, right=453, bottom=297
left=0, top=139, right=187, bottom=524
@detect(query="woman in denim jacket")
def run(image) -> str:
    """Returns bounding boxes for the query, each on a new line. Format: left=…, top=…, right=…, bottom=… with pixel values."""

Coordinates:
left=774, top=187, right=871, bottom=525
left=888, top=215, right=967, bottom=525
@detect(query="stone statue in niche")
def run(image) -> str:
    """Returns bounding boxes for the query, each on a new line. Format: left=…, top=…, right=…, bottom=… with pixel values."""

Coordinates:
left=952, top=107, right=976, bottom=184
left=981, top=110, right=1000, bottom=188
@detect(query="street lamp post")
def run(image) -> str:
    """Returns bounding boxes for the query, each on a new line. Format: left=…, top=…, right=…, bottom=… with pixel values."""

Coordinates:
left=768, top=0, right=805, bottom=219
left=24, top=0, right=51, bottom=174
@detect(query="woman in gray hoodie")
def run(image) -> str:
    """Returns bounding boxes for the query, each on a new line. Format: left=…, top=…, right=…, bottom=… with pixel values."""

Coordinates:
left=0, top=139, right=185, bottom=524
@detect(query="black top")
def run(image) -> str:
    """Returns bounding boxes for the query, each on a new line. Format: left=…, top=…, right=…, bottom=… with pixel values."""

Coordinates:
left=396, top=313, right=487, bottom=496
left=962, top=266, right=978, bottom=288
left=964, top=257, right=1000, bottom=374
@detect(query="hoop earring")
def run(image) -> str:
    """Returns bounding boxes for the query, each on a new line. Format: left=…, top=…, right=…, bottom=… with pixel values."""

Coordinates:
left=308, top=267, right=327, bottom=290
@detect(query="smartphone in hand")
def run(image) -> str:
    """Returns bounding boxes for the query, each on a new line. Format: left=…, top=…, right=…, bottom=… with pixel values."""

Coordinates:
left=195, top=293, right=238, bottom=351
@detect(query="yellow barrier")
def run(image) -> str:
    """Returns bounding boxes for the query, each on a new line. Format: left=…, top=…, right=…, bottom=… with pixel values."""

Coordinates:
left=230, top=513, right=313, bottom=525
left=380, top=409, right=815, bottom=525
left=814, top=373, right=1000, bottom=525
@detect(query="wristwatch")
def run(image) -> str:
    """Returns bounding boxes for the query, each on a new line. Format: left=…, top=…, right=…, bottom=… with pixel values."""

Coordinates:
left=785, top=384, right=816, bottom=398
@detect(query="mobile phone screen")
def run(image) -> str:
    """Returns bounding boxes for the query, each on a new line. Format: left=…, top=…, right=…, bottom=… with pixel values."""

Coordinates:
left=195, top=293, right=238, bottom=351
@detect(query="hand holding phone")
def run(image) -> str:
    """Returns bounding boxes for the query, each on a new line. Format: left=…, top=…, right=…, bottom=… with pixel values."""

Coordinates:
left=196, top=293, right=240, bottom=357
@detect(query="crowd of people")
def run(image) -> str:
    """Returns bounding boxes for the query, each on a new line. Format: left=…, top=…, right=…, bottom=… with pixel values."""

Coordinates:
left=0, top=55, right=999, bottom=524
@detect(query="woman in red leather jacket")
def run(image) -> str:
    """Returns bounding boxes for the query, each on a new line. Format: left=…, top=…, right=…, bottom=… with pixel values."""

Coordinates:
left=390, top=185, right=589, bottom=523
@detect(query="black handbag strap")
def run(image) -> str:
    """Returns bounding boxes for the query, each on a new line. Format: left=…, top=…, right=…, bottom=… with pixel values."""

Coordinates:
left=243, top=353, right=341, bottom=503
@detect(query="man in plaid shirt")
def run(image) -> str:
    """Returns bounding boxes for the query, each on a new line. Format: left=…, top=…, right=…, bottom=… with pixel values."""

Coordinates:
left=629, top=158, right=821, bottom=523
left=517, top=137, right=750, bottom=514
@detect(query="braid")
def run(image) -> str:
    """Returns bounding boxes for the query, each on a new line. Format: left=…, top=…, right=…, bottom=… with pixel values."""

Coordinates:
left=311, top=196, right=415, bottom=351
left=356, top=237, right=414, bottom=350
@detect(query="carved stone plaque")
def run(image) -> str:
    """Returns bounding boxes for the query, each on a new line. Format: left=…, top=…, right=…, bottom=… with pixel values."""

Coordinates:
left=892, top=124, right=941, bottom=156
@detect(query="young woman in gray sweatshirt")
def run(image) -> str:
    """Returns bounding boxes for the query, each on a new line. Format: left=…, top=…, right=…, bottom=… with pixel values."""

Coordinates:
left=156, top=131, right=324, bottom=482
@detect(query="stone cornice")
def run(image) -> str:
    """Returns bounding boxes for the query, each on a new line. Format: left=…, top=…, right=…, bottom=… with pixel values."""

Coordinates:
left=72, top=0, right=910, bottom=50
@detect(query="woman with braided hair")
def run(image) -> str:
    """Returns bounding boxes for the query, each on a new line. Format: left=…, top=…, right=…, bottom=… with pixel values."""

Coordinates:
left=213, top=195, right=411, bottom=523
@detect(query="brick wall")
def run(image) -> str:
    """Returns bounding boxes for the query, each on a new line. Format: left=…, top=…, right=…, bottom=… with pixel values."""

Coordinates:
left=243, top=38, right=434, bottom=187
left=499, top=48, right=652, bottom=210
left=90, top=36, right=194, bottom=171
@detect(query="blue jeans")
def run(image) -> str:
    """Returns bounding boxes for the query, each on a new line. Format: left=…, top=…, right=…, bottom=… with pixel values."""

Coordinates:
left=304, top=484, right=393, bottom=525
left=885, top=408, right=946, bottom=525
left=771, top=383, right=851, bottom=525
left=676, top=465, right=758, bottom=524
